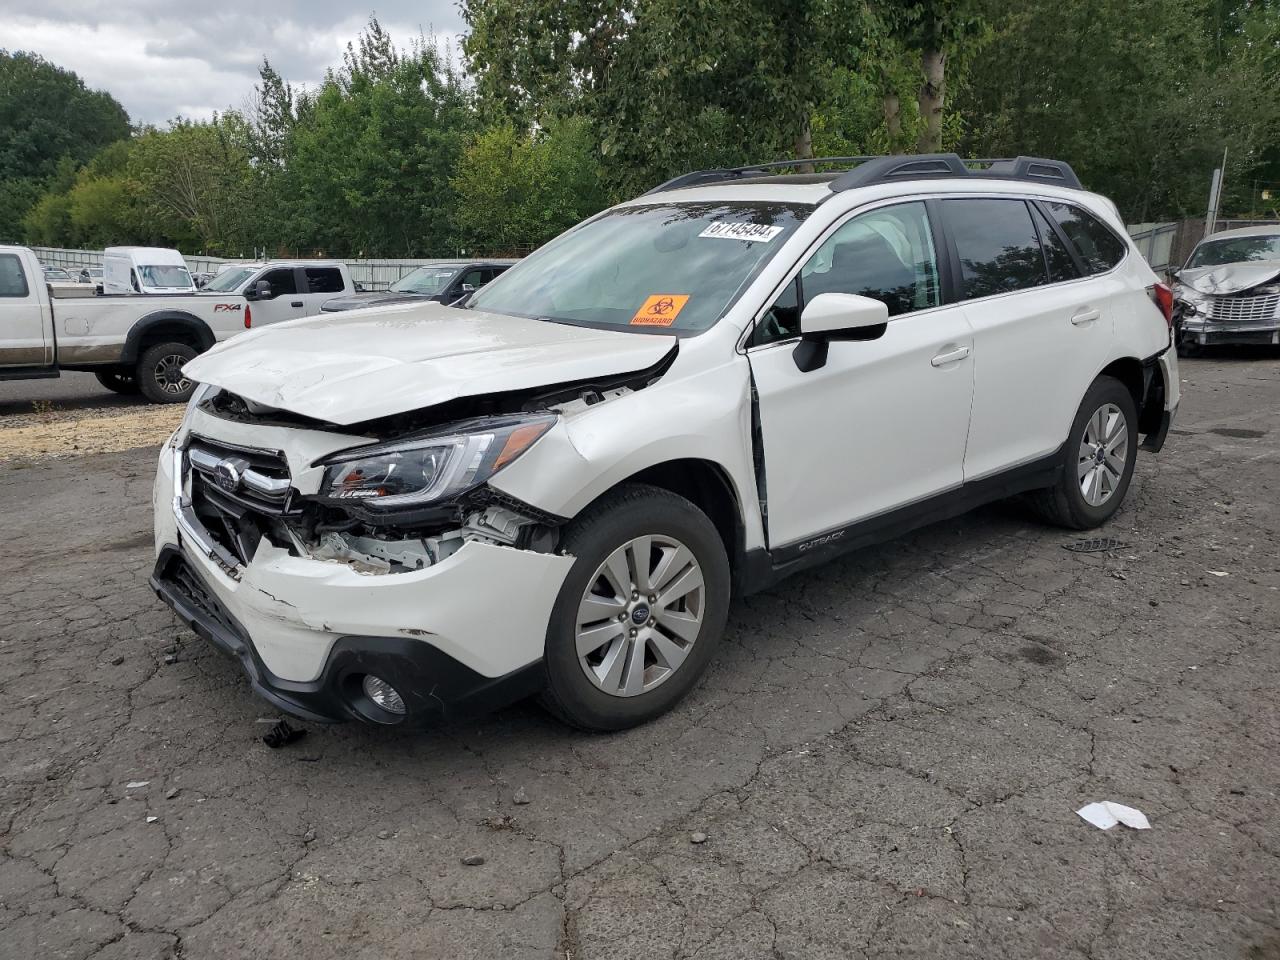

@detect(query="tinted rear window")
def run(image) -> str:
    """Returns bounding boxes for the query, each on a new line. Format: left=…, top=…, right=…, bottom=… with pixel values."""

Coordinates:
left=942, top=198, right=1047, bottom=299
left=1046, top=202, right=1126, bottom=274
left=0, top=254, right=30, bottom=297
left=306, top=267, right=345, bottom=294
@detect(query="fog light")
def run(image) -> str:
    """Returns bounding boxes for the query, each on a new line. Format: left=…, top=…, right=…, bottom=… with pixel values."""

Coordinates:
left=362, top=675, right=406, bottom=715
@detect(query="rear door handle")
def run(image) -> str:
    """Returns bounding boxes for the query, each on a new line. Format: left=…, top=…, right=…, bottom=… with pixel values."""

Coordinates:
left=290, top=300, right=304, bottom=308
left=931, top=345, right=971, bottom=367
left=1071, top=308, right=1100, bottom=325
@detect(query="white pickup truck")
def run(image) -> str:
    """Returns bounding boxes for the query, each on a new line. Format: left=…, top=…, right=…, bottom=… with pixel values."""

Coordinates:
left=0, top=247, right=355, bottom=402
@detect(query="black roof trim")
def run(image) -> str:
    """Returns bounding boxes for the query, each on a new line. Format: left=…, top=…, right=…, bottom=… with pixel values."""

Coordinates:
left=646, top=153, right=1082, bottom=196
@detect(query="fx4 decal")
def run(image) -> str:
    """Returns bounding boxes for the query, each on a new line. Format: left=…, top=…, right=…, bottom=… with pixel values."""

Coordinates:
left=212, top=303, right=242, bottom=313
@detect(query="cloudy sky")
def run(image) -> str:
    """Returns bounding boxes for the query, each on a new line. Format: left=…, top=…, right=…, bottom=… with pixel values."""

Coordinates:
left=1, top=1, right=466, bottom=124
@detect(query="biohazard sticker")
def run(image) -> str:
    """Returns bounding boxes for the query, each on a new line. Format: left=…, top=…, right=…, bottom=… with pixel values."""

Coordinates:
left=698, top=222, right=784, bottom=243
left=630, top=294, right=690, bottom=326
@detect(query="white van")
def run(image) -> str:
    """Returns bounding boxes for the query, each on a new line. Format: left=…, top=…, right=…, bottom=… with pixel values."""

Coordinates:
left=102, top=247, right=196, bottom=295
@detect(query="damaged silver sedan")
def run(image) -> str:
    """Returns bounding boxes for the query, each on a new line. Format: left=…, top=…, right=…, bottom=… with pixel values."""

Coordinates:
left=1173, top=226, right=1280, bottom=352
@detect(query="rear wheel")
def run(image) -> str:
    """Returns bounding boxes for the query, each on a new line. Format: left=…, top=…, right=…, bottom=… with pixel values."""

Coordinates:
left=94, top=369, right=139, bottom=395
left=539, top=484, right=730, bottom=731
left=136, top=342, right=198, bottom=404
left=1030, top=375, right=1138, bottom=529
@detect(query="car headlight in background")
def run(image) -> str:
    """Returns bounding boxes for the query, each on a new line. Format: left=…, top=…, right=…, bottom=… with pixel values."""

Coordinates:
left=316, top=414, right=556, bottom=510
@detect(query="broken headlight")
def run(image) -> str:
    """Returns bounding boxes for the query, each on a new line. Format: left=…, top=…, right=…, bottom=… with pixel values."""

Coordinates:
left=316, top=414, right=555, bottom=510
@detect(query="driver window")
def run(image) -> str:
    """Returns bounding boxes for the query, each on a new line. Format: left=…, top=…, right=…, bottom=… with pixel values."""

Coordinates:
left=753, top=201, right=940, bottom=347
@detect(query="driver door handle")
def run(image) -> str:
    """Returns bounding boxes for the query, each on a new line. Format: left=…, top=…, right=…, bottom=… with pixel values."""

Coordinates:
left=290, top=300, right=304, bottom=308
left=1071, top=307, right=1101, bottom=325
left=931, top=345, right=971, bottom=367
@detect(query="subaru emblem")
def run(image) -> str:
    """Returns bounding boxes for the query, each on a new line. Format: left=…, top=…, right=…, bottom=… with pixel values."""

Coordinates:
left=214, top=459, right=243, bottom=493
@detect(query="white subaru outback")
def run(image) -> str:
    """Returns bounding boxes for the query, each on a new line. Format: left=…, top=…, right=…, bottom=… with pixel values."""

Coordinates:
left=151, top=154, right=1179, bottom=731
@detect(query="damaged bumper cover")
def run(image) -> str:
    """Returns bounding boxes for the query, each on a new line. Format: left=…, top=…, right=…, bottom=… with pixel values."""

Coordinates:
left=152, top=442, right=574, bottom=725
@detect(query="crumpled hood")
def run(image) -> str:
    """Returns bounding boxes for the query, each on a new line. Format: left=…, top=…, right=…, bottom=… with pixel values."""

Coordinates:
left=1178, top=259, right=1280, bottom=296
left=320, top=291, right=433, bottom=312
left=183, top=300, right=676, bottom=425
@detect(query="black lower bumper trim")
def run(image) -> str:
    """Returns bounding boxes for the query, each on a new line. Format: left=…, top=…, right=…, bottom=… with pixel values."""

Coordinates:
left=149, top=546, right=545, bottom=727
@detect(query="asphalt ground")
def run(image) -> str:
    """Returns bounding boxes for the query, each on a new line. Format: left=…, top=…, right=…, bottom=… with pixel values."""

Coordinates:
left=1, top=351, right=1278, bottom=960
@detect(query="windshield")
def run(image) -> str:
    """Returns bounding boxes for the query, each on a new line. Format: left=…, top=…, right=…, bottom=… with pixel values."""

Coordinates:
left=1187, top=235, right=1280, bottom=268
left=203, top=267, right=257, bottom=292
left=391, top=266, right=457, bottom=294
left=467, top=201, right=811, bottom=334
left=138, top=264, right=193, bottom=289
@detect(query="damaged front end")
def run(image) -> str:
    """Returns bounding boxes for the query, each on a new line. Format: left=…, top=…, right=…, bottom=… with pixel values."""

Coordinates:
left=183, top=414, right=565, bottom=580
left=1174, top=259, right=1280, bottom=348
left=151, top=359, right=673, bottom=726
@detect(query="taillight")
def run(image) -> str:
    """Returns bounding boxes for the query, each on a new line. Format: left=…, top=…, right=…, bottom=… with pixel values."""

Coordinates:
left=244, top=303, right=252, bottom=329
left=1149, top=283, right=1173, bottom=328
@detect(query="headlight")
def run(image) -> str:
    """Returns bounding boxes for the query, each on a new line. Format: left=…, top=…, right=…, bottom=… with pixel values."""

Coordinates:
left=316, top=414, right=555, bottom=510
left=182, top=383, right=216, bottom=423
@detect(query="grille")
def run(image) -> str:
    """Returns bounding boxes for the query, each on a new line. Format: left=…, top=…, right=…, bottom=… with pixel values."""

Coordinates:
left=185, top=436, right=296, bottom=565
left=1207, top=293, right=1280, bottom=324
left=187, top=436, right=294, bottom=516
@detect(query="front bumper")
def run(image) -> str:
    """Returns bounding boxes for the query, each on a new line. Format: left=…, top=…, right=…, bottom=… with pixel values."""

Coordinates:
left=150, top=548, right=545, bottom=725
left=152, top=443, right=575, bottom=725
left=1179, top=316, right=1280, bottom=346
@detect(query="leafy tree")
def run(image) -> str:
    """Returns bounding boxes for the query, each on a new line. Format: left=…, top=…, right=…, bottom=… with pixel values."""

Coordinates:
left=452, top=117, right=607, bottom=253
left=126, top=117, right=258, bottom=253
left=0, top=51, right=130, bottom=240
left=279, top=19, right=474, bottom=256
left=955, top=0, right=1280, bottom=220
left=874, top=0, right=985, bottom=153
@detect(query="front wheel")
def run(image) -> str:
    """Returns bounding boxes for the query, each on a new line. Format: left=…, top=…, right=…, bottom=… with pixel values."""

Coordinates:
left=136, top=342, right=198, bottom=404
left=539, top=484, right=731, bottom=731
left=1030, top=375, right=1138, bottom=529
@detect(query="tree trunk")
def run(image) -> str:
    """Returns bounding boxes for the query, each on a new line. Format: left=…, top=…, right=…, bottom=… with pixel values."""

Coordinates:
left=883, top=92, right=903, bottom=152
left=917, top=48, right=946, bottom=153
left=794, top=112, right=814, bottom=173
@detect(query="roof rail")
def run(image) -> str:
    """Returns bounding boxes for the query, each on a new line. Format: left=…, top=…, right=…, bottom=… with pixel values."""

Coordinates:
left=646, top=153, right=1082, bottom=195
left=643, top=156, right=875, bottom=195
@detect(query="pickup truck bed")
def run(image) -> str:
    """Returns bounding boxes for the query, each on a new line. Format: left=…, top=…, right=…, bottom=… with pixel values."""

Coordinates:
left=1, top=247, right=354, bottom=403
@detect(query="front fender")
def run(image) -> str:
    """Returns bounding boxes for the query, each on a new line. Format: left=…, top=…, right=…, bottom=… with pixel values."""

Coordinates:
left=489, top=353, right=765, bottom=551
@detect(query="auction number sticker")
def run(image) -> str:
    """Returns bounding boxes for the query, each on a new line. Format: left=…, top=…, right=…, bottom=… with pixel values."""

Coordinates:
left=698, top=222, right=784, bottom=243
left=630, top=294, right=690, bottom=326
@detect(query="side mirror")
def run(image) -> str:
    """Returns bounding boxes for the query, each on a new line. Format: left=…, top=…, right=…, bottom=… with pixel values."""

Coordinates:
left=250, top=279, right=274, bottom=301
left=461, top=283, right=476, bottom=294
left=794, top=293, right=889, bottom=372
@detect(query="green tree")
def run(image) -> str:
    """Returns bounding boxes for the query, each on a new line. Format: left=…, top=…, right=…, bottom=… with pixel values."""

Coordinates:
left=279, top=19, right=475, bottom=256
left=452, top=117, right=607, bottom=253
left=0, top=51, right=130, bottom=241
left=126, top=117, right=257, bottom=253
left=955, top=0, right=1280, bottom=220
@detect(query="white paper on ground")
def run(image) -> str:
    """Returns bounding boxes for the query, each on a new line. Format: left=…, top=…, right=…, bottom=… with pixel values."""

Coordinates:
left=1076, top=801, right=1151, bottom=830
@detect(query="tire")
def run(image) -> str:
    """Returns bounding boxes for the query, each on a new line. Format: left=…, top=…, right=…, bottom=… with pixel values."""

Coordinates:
left=1030, top=375, right=1138, bottom=530
left=136, top=342, right=198, bottom=404
left=539, top=483, right=731, bottom=732
left=94, top=369, right=140, bottom=395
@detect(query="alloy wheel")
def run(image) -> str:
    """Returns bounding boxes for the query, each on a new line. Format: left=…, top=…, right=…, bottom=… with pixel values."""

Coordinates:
left=155, top=354, right=192, bottom=396
left=1077, top=402, right=1128, bottom=507
left=575, top=535, right=705, bottom=698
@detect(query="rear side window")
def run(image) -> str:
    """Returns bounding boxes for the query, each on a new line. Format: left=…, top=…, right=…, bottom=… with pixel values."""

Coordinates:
left=261, top=268, right=298, bottom=297
left=305, top=267, right=345, bottom=294
left=0, top=254, right=30, bottom=297
left=1031, top=205, right=1079, bottom=283
left=942, top=198, right=1048, bottom=299
left=1045, top=202, right=1126, bottom=274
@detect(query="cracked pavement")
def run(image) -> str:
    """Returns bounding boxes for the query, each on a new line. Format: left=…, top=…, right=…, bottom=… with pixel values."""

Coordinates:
left=2, top=354, right=1279, bottom=960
